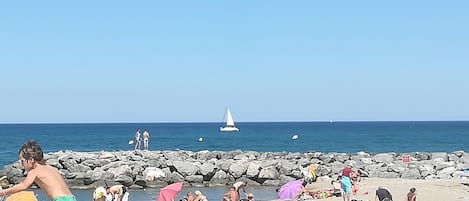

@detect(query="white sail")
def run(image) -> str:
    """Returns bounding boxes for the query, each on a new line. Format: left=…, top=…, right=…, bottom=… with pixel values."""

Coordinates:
left=220, top=108, right=239, bottom=132
left=225, top=109, right=235, bottom=127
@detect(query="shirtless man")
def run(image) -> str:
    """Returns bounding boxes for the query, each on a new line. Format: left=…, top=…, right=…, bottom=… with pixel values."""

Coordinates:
left=233, top=181, right=248, bottom=200
left=0, top=140, right=76, bottom=201
left=143, top=130, right=150, bottom=150
left=223, top=187, right=239, bottom=201
left=107, top=185, right=127, bottom=201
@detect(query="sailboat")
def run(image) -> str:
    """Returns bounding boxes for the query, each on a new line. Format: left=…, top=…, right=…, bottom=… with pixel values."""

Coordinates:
left=220, top=108, right=239, bottom=132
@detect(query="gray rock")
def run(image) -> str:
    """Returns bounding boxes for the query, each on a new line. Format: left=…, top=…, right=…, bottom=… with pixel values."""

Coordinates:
left=228, top=162, right=248, bottom=178
left=199, top=162, right=217, bottom=176
left=186, top=175, right=204, bottom=183
left=259, top=166, right=279, bottom=180
left=373, top=153, right=395, bottom=163
left=400, top=168, right=421, bottom=179
left=246, top=163, right=261, bottom=178
left=172, top=161, right=198, bottom=177
left=210, top=170, right=229, bottom=185
left=431, top=152, right=448, bottom=161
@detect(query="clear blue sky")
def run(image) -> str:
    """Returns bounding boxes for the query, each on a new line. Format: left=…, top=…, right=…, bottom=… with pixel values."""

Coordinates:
left=1, top=1, right=468, bottom=123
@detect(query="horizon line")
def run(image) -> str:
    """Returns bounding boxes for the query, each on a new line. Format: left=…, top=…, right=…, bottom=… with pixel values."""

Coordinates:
left=1, top=120, right=469, bottom=125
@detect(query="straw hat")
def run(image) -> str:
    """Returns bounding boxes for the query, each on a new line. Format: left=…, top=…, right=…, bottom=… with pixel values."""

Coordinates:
left=94, top=187, right=107, bottom=199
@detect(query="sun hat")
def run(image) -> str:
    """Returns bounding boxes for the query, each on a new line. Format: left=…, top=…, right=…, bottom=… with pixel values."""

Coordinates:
left=94, top=187, right=107, bottom=199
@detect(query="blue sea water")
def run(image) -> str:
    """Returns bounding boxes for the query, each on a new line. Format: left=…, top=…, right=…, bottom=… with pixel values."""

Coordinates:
left=1, top=121, right=469, bottom=168
left=1, top=121, right=469, bottom=201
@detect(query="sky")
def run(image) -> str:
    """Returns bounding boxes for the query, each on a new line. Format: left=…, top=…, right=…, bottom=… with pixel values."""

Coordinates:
left=1, top=1, right=468, bottom=123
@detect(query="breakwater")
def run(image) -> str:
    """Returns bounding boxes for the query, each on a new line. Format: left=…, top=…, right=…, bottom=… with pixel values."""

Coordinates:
left=1, top=150, right=468, bottom=189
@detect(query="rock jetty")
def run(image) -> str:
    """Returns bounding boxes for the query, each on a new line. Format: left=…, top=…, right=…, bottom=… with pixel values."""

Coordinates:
left=1, top=150, right=469, bottom=189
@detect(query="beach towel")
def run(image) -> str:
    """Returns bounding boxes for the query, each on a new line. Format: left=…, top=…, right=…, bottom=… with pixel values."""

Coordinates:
left=6, top=191, right=38, bottom=201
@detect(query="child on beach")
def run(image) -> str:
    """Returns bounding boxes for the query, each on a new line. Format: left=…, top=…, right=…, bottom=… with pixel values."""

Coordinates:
left=0, top=140, right=76, bottom=201
left=351, top=170, right=360, bottom=195
left=407, top=187, right=416, bottom=201
left=107, top=184, right=128, bottom=201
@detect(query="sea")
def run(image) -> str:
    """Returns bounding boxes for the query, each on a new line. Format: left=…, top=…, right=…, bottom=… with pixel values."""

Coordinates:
left=1, top=121, right=468, bottom=201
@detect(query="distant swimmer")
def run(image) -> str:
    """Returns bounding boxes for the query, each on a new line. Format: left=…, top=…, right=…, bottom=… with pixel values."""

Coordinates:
left=143, top=129, right=150, bottom=150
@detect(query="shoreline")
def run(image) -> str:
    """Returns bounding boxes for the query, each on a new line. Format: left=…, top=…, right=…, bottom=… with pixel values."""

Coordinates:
left=1, top=149, right=469, bottom=190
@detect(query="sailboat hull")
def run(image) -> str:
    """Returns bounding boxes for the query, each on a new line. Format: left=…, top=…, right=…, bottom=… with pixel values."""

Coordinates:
left=220, top=127, right=239, bottom=132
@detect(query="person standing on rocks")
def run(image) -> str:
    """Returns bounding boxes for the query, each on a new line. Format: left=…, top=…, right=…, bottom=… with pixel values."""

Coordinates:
left=143, top=129, right=150, bottom=151
left=134, top=128, right=142, bottom=150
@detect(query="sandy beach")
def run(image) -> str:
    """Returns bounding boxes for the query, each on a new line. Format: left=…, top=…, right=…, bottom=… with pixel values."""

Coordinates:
left=305, top=178, right=469, bottom=201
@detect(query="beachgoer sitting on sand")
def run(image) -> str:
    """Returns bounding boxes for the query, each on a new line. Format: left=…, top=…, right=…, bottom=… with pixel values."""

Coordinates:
left=181, top=192, right=195, bottom=201
left=407, top=187, right=416, bottom=201
left=295, top=180, right=313, bottom=199
left=93, top=187, right=107, bottom=201
left=193, top=191, right=208, bottom=201
left=375, top=186, right=392, bottom=201
left=107, top=185, right=127, bottom=201
left=223, top=187, right=238, bottom=201
left=245, top=193, right=254, bottom=201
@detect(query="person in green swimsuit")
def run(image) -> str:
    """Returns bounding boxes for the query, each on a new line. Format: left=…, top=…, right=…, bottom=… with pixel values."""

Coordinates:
left=0, top=140, right=76, bottom=201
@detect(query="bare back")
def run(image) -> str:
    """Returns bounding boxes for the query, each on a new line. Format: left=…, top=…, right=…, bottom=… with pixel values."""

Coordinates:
left=30, top=164, right=73, bottom=199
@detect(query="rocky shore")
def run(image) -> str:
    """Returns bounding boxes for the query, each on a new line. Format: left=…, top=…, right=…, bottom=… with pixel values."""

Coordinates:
left=1, top=150, right=469, bottom=189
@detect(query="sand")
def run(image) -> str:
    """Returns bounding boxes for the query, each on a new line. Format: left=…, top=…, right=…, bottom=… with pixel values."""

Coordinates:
left=306, top=177, right=469, bottom=201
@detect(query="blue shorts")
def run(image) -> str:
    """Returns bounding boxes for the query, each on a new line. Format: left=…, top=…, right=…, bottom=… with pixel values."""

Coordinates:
left=341, top=176, right=352, bottom=194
